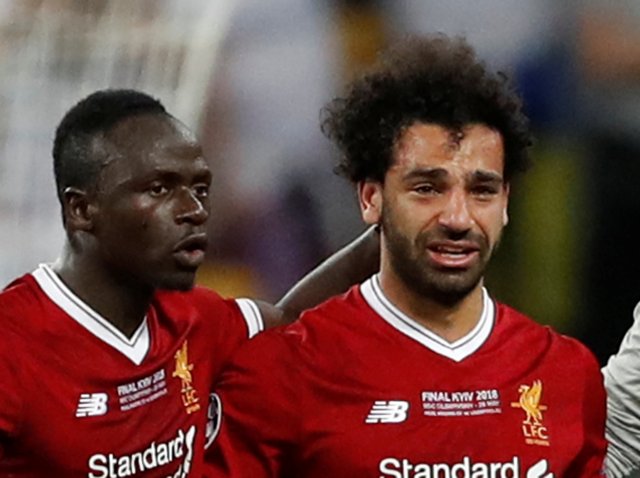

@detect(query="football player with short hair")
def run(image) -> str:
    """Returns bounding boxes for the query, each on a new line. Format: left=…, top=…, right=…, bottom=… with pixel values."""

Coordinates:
left=0, top=89, right=378, bottom=477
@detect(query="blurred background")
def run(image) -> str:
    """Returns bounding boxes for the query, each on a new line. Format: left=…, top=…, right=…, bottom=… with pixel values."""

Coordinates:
left=0, top=0, right=638, bottom=365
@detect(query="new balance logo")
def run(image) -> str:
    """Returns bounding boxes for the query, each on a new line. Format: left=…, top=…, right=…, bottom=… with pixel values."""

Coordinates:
left=365, top=400, right=409, bottom=423
left=76, top=392, right=108, bottom=417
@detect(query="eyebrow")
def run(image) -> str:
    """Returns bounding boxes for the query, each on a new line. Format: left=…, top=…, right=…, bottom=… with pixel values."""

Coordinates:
left=469, top=170, right=503, bottom=183
left=147, top=165, right=212, bottom=180
left=402, top=168, right=449, bottom=182
left=402, top=168, right=503, bottom=183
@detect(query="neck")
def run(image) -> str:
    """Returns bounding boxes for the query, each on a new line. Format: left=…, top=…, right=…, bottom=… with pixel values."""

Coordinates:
left=378, top=263, right=485, bottom=343
left=53, top=243, right=154, bottom=338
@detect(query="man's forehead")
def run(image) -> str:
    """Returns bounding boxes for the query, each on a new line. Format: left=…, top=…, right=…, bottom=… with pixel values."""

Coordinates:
left=95, top=114, right=199, bottom=159
left=90, top=114, right=204, bottom=181
left=397, top=122, right=503, bottom=149
left=106, top=114, right=196, bottom=148
left=392, top=122, right=505, bottom=172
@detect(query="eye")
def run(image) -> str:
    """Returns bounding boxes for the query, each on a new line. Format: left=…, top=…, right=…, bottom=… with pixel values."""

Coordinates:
left=471, top=185, right=499, bottom=199
left=193, top=184, right=210, bottom=198
left=413, top=183, right=438, bottom=195
left=148, top=182, right=169, bottom=197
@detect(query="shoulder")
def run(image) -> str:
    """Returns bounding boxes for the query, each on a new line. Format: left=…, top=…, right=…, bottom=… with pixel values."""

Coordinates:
left=296, top=284, right=367, bottom=330
left=154, top=286, right=244, bottom=323
left=603, top=301, right=640, bottom=386
left=0, top=276, right=36, bottom=388
left=1, top=273, right=42, bottom=304
left=0, top=274, right=45, bottom=331
left=497, top=301, right=601, bottom=373
left=224, top=286, right=367, bottom=375
left=154, top=287, right=265, bottom=353
left=228, top=323, right=298, bottom=366
left=282, top=285, right=368, bottom=351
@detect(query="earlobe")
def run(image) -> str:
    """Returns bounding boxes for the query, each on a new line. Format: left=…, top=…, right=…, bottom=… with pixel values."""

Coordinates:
left=358, top=181, right=383, bottom=225
left=63, top=187, right=96, bottom=232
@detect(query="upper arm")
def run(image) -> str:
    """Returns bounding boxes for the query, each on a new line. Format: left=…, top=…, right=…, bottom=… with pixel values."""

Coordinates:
left=604, top=309, right=640, bottom=477
left=0, top=345, right=22, bottom=456
left=567, top=349, right=607, bottom=477
left=253, top=300, right=288, bottom=330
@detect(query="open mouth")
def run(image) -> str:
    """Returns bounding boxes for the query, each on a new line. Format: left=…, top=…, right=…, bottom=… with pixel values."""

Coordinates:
left=173, top=234, right=208, bottom=268
left=427, top=242, right=480, bottom=269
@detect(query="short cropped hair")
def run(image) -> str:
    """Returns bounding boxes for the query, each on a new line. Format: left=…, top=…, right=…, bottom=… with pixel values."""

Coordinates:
left=53, top=89, right=167, bottom=205
left=322, top=35, right=533, bottom=183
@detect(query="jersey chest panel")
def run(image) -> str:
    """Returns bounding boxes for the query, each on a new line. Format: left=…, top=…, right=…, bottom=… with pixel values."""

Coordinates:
left=287, top=324, right=585, bottom=478
left=0, top=287, right=235, bottom=478
left=15, top=333, right=214, bottom=477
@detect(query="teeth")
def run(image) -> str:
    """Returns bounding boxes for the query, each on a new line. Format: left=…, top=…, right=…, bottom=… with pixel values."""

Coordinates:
left=436, top=247, right=465, bottom=253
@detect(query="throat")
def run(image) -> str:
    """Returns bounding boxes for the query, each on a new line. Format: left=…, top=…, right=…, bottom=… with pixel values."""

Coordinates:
left=78, top=287, right=151, bottom=339
left=52, top=258, right=153, bottom=339
left=378, top=273, right=486, bottom=343
left=414, top=311, right=479, bottom=343
left=109, top=312, right=147, bottom=339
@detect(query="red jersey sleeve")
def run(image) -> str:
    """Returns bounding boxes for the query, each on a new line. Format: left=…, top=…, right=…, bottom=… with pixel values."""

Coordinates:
left=0, top=281, right=32, bottom=461
left=206, top=328, right=300, bottom=478
left=0, top=329, right=24, bottom=459
left=186, top=287, right=265, bottom=369
left=565, top=344, right=607, bottom=477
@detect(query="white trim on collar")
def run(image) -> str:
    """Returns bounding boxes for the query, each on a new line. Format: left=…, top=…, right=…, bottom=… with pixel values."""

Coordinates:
left=360, top=274, right=495, bottom=362
left=32, top=264, right=150, bottom=365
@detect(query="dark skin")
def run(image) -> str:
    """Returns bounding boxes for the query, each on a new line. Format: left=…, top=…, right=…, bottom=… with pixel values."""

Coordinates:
left=54, top=114, right=209, bottom=336
left=54, top=112, right=380, bottom=337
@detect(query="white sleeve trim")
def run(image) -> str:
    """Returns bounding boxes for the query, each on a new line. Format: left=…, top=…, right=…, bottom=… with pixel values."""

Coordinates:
left=235, top=298, right=264, bottom=338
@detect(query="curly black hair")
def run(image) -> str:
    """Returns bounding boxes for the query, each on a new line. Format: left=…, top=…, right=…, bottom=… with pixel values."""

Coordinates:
left=53, top=89, right=167, bottom=207
left=322, top=34, right=532, bottom=184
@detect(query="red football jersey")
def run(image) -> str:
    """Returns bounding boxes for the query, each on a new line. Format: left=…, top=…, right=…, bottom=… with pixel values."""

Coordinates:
left=209, top=275, right=606, bottom=478
left=0, top=264, right=263, bottom=477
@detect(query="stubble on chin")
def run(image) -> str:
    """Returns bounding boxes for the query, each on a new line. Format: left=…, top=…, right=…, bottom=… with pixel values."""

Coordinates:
left=383, top=220, right=490, bottom=307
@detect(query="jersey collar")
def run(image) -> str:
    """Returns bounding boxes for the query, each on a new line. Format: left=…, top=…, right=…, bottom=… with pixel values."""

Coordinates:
left=32, top=264, right=150, bottom=365
left=360, top=274, right=495, bottom=362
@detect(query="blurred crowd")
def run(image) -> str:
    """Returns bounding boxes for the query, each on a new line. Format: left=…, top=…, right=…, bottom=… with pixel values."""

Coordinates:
left=0, top=0, right=638, bottom=364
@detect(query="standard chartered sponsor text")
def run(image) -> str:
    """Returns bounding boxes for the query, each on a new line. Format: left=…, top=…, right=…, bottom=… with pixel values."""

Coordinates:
left=380, top=456, right=522, bottom=478
left=88, top=425, right=196, bottom=478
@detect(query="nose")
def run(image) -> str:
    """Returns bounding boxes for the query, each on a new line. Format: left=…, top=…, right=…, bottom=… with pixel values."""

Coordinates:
left=438, top=188, right=474, bottom=232
left=175, top=187, right=209, bottom=225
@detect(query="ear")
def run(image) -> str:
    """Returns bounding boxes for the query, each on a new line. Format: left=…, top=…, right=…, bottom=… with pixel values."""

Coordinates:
left=357, top=181, right=383, bottom=225
left=502, top=183, right=510, bottom=226
left=62, top=187, right=97, bottom=232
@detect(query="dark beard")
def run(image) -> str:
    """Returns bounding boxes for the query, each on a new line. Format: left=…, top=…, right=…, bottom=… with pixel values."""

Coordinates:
left=382, top=213, right=493, bottom=307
